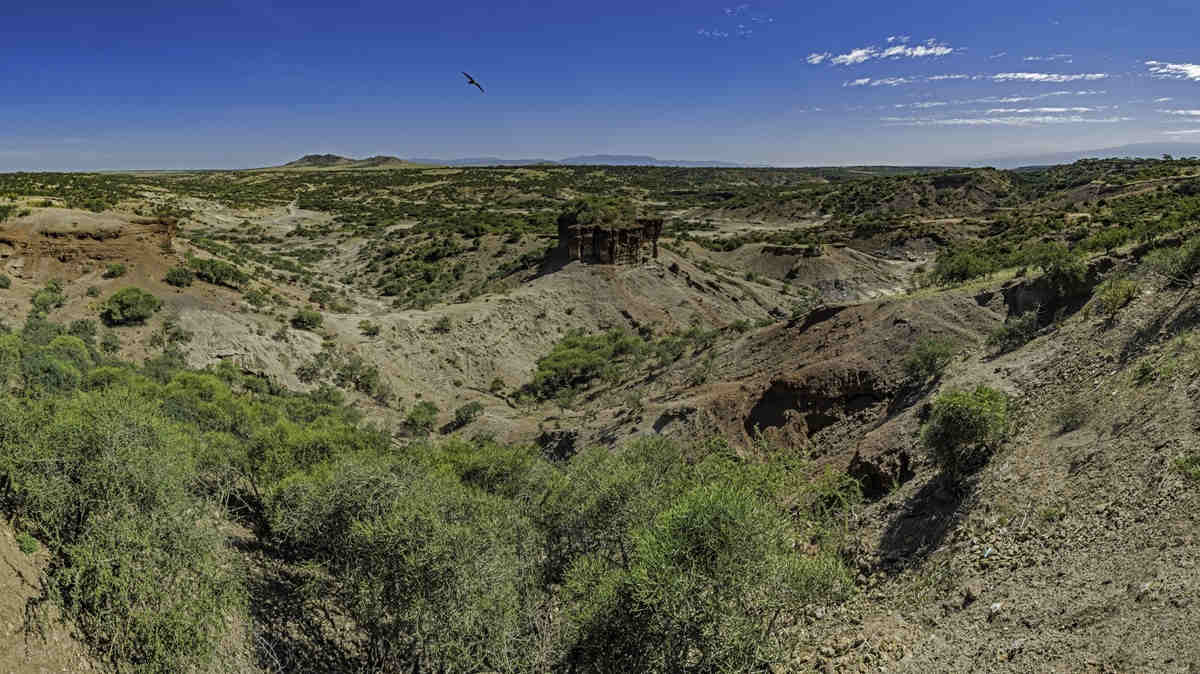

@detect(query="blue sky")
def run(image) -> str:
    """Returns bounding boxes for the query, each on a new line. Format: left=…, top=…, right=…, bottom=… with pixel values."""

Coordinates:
left=2, top=0, right=1199, bottom=170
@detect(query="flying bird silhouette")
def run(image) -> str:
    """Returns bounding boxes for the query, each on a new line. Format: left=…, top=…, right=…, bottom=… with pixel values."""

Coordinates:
left=462, top=72, right=485, bottom=94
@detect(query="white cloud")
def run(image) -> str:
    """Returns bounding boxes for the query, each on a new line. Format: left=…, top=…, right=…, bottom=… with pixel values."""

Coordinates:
left=928, top=74, right=970, bottom=81
left=891, top=101, right=949, bottom=109
left=989, top=52, right=1008, bottom=59
left=985, top=107, right=1097, bottom=114
left=1154, top=97, right=1174, bottom=103
left=816, top=38, right=956, bottom=66
left=884, top=115, right=1132, bottom=127
left=724, top=4, right=749, bottom=16
left=832, top=47, right=878, bottom=66
left=843, top=77, right=915, bottom=87
left=1163, top=129, right=1200, bottom=135
left=964, top=91, right=1103, bottom=104
left=1146, top=61, right=1200, bottom=81
left=697, top=28, right=729, bottom=38
left=1160, top=109, right=1200, bottom=116
left=1023, top=54, right=1073, bottom=62
left=806, top=52, right=831, bottom=65
left=992, top=72, right=1108, bottom=83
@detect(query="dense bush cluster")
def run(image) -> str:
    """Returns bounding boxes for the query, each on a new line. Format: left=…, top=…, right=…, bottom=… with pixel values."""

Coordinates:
left=0, top=287, right=863, bottom=672
left=188, top=256, right=250, bottom=289
left=923, top=386, right=1009, bottom=482
left=99, top=287, right=162, bottom=326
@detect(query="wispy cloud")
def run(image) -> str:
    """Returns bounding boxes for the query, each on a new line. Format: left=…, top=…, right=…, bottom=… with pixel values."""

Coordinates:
left=992, top=72, right=1109, bottom=83
left=989, top=52, right=1008, bottom=59
left=843, top=77, right=916, bottom=87
left=1155, top=97, right=1175, bottom=103
left=1023, top=54, right=1073, bottom=63
left=1146, top=61, right=1200, bottom=81
left=700, top=4, right=771, bottom=39
left=809, top=38, right=957, bottom=67
left=1159, top=109, right=1200, bottom=116
left=985, top=106, right=1099, bottom=114
left=1163, top=129, right=1200, bottom=135
left=883, top=115, right=1132, bottom=127
left=928, top=74, right=972, bottom=81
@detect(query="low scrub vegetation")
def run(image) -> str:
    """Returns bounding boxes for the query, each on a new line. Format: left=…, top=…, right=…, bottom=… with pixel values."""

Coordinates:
left=986, top=309, right=1041, bottom=354
left=164, top=265, right=195, bottom=287
left=903, top=337, right=955, bottom=382
left=1088, top=277, right=1138, bottom=319
left=923, top=386, right=1009, bottom=482
left=99, top=287, right=163, bottom=326
left=527, top=329, right=645, bottom=399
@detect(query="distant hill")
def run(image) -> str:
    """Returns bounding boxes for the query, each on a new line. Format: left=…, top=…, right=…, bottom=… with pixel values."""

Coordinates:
left=559, top=154, right=748, bottom=167
left=966, top=142, right=1200, bottom=169
left=277, top=153, right=754, bottom=169
left=275, top=154, right=426, bottom=170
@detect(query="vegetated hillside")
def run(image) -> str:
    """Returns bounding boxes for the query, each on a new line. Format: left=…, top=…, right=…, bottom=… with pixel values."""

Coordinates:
left=277, top=153, right=427, bottom=170
left=0, top=156, right=1199, bottom=671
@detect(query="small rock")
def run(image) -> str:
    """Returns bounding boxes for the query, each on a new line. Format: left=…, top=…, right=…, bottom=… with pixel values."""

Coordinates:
left=961, top=582, right=982, bottom=608
left=987, top=602, right=1004, bottom=622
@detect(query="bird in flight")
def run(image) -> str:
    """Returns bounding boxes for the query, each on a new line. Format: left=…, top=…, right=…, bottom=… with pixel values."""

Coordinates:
left=462, top=72, right=485, bottom=94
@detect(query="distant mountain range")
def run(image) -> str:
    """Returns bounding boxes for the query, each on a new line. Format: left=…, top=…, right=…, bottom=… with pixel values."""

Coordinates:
left=963, top=142, right=1200, bottom=169
left=277, top=153, right=751, bottom=169
left=276, top=144, right=1200, bottom=172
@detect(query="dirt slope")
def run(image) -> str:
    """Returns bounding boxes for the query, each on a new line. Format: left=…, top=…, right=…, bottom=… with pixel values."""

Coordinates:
left=0, top=524, right=95, bottom=673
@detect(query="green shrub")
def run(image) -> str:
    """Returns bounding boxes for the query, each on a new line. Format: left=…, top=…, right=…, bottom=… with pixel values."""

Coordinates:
left=0, top=274, right=10, bottom=289
left=931, top=247, right=1001, bottom=284
left=267, top=455, right=542, bottom=671
left=100, top=330, right=121, bottom=355
left=903, top=337, right=955, bottom=381
left=986, top=309, right=1040, bottom=353
left=31, top=282, right=66, bottom=315
left=99, top=287, right=162, bottom=326
left=189, top=257, right=249, bottom=289
left=358, top=320, right=380, bottom=337
left=1089, top=277, right=1138, bottom=318
left=1175, top=454, right=1200, bottom=484
left=529, top=330, right=645, bottom=398
left=20, top=351, right=82, bottom=394
left=1029, top=242, right=1086, bottom=296
left=290, top=309, right=323, bottom=331
left=451, top=401, right=484, bottom=430
left=85, top=285, right=101, bottom=297
left=67, top=319, right=97, bottom=348
left=404, top=400, right=439, bottom=436
left=923, top=386, right=1009, bottom=482
left=164, top=266, right=194, bottom=287
left=102, top=262, right=127, bottom=279
left=242, top=288, right=268, bottom=307
left=0, top=390, right=245, bottom=671
left=16, top=531, right=38, bottom=555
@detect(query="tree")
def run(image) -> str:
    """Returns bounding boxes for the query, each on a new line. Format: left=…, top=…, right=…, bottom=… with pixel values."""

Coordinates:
left=404, top=401, right=439, bottom=436
left=290, top=309, right=323, bottom=331
left=99, top=287, right=163, bottom=326
left=923, top=386, right=1009, bottom=482
left=164, top=266, right=195, bottom=287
